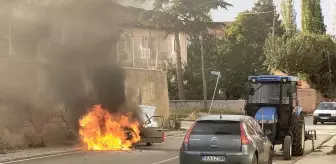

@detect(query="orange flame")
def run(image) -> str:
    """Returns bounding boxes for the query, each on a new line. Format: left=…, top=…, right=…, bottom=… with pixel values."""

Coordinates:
left=79, top=105, right=141, bottom=151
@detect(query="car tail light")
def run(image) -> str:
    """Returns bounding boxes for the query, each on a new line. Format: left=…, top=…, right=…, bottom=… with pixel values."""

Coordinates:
left=240, top=123, right=250, bottom=145
left=183, top=122, right=196, bottom=145
left=161, top=131, right=165, bottom=142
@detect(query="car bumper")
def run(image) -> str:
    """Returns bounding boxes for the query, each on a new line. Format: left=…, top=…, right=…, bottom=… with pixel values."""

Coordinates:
left=313, top=116, right=336, bottom=122
left=179, top=151, right=254, bottom=164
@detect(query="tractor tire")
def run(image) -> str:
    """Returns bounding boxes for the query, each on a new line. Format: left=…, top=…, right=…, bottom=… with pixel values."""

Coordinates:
left=292, top=114, right=305, bottom=156
left=283, top=135, right=292, bottom=160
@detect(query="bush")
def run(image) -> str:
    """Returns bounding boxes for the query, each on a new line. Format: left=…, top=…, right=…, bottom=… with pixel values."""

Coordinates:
left=174, top=120, right=181, bottom=129
left=0, top=138, right=11, bottom=154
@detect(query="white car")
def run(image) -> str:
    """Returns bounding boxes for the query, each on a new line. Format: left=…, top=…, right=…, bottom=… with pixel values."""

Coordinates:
left=313, top=102, right=336, bottom=125
left=139, top=105, right=165, bottom=146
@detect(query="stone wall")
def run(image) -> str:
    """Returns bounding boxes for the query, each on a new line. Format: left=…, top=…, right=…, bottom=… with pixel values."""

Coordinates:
left=0, top=59, right=169, bottom=148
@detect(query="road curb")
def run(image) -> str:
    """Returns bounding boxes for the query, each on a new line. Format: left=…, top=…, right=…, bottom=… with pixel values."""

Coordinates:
left=293, top=134, right=336, bottom=163
left=0, top=148, right=81, bottom=163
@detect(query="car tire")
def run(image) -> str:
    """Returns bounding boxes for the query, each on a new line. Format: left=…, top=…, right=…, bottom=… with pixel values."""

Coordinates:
left=252, top=153, right=258, bottom=164
left=146, top=142, right=153, bottom=146
left=313, top=119, right=317, bottom=125
left=283, top=135, right=292, bottom=160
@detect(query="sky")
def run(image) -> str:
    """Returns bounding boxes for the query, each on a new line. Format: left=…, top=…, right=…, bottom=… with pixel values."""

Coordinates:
left=211, top=0, right=335, bottom=34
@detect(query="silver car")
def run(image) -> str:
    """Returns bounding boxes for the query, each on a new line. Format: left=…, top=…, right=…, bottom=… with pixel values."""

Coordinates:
left=179, top=115, right=273, bottom=164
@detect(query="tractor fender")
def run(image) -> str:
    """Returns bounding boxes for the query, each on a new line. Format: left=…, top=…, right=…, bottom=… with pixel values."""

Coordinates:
left=255, top=107, right=278, bottom=122
left=293, top=106, right=303, bottom=117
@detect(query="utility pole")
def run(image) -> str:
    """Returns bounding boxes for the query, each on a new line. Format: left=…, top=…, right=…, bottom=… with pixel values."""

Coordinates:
left=272, top=7, right=276, bottom=38
left=199, top=32, right=208, bottom=110
left=8, top=21, right=12, bottom=57
left=269, top=7, right=276, bottom=72
left=327, top=53, right=332, bottom=88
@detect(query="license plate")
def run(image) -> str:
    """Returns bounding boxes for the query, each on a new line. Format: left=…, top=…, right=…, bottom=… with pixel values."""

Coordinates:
left=321, top=117, right=329, bottom=119
left=201, top=156, right=225, bottom=162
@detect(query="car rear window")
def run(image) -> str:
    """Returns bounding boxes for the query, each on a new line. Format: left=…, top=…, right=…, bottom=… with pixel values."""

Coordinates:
left=190, top=120, right=240, bottom=135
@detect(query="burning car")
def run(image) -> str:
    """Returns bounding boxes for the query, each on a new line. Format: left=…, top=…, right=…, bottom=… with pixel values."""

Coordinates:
left=78, top=104, right=164, bottom=151
left=137, top=105, right=165, bottom=146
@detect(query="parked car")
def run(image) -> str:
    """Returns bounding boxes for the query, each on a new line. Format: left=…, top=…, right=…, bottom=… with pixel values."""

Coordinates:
left=313, top=102, right=336, bottom=125
left=179, top=114, right=273, bottom=164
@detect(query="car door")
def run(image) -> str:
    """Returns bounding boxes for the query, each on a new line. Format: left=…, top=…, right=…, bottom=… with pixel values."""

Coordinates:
left=140, top=113, right=165, bottom=144
left=250, top=118, right=272, bottom=162
left=245, top=120, right=265, bottom=163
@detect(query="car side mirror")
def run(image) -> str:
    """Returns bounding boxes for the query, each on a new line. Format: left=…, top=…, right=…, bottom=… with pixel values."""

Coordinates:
left=264, top=129, right=272, bottom=136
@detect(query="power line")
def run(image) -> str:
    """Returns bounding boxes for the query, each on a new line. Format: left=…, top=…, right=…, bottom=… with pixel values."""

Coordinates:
left=214, top=10, right=274, bottom=16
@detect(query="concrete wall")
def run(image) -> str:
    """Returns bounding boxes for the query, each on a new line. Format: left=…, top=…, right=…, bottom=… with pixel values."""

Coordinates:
left=0, top=60, right=169, bottom=148
left=118, top=28, right=189, bottom=68
left=124, top=68, right=170, bottom=118
left=169, top=100, right=245, bottom=112
left=170, top=89, right=321, bottom=113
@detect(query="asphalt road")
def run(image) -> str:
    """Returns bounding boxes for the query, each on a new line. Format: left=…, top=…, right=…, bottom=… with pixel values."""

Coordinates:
left=5, top=117, right=336, bottom=164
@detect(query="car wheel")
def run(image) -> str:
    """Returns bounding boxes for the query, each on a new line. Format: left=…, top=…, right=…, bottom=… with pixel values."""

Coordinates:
left=313, top=119, right=317, bottom=125
left=146, top=142, right=153, bottom=146
left=252, top=153, right=258, bottom=164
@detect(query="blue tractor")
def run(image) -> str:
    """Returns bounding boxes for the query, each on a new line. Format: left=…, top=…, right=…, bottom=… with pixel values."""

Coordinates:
left=244, top=75, right=316, bottom=160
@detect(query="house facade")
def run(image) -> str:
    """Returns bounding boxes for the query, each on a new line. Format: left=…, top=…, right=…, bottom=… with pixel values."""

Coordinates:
left=117, top=27, right=189, bottom=70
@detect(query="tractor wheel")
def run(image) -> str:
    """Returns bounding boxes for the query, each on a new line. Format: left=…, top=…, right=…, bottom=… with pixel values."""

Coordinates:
left=283, top=135, right=292, bottom=160
left=292, top=114, right=305, bottom=156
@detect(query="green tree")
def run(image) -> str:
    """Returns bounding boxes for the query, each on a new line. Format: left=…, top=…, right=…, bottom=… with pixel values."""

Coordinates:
left=142, top=0, right=232, bottom=100
left=264, top=33, right=336, bottom=96
left=301, top=0, right=326, bottom=34
left=222, top=0, right=285, bottom=98
left=184, top=34, right=223, bottom=100
left=181, top=0, right=284, bottom=100
left=280, top=0, right=297, bottom=35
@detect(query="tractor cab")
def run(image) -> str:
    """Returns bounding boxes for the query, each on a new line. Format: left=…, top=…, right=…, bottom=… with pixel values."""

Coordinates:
left=245, top=76, right=298, bottom=131
left=244, top=75, right=316, bottom=160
